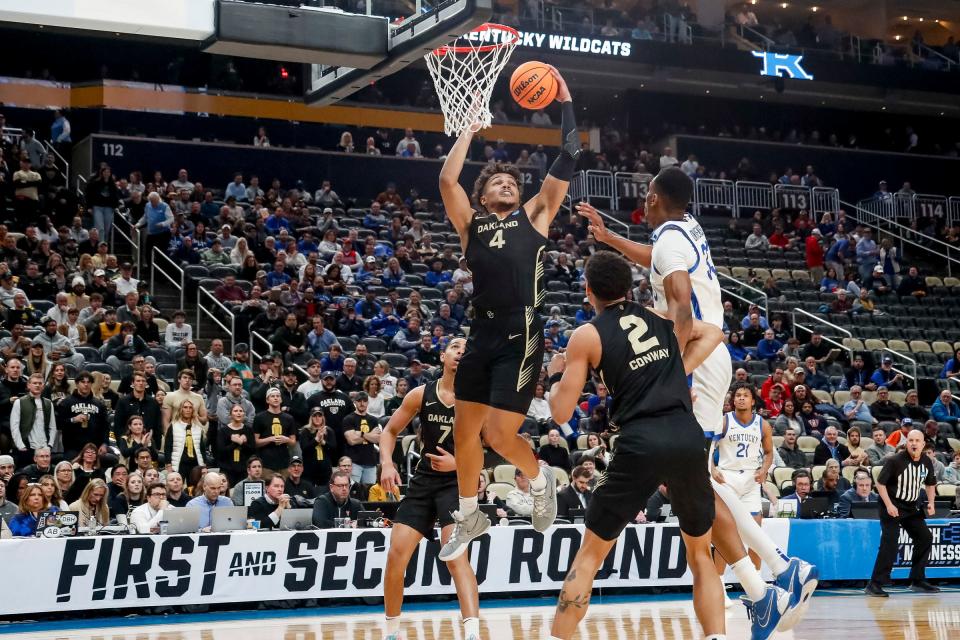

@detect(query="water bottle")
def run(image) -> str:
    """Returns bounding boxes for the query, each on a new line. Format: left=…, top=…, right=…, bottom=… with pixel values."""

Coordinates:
left=159, top=521, right=169, bottom=536
left=87, top=515, right=97, bottom=536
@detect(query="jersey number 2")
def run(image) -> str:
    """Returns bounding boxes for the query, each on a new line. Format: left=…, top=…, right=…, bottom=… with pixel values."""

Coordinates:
left=619, top=315, right=661, bottom=355
left=488, top=229, right=506, bottom=249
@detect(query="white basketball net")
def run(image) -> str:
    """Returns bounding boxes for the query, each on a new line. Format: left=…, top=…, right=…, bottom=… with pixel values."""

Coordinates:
left=425, top=23, right=519, bottom=137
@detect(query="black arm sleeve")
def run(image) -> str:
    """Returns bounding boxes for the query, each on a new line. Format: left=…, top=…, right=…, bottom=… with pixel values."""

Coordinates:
left=548, top=101, right=580, bottom=181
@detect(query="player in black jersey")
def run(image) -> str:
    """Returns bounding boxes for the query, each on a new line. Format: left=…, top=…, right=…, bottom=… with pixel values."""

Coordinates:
left=377, top=338, right=481, bottom=640
left=438, top=67, right=578, bottom=559
left=544, top=251, right=788, bottom=640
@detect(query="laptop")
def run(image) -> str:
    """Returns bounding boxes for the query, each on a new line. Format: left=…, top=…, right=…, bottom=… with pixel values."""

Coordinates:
left=356, top=511, right=383, bottom=528
left=165, top=508, right=201, bottom=534
left=850, top=502, right=880, bottom=519
left=279, top=508, right=314, bottom=531
left=211, top=506, right=249, bottom=532
left=363, top=501, right=400, bottom=520
left=36, top=511, right=79, bottom=538
left=478, top=504, right=501, bottom=520
left=799, top=494, right=832, bottom=519
left=566, top=505, right=586, bottom=524
left=933, top=499, right=952, bottom=518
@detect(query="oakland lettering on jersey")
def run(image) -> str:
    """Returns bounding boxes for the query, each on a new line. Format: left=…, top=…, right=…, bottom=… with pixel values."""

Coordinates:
left=427, top=413, right=454, bottom=425
left=476, top=219, right=519, bottom=234
left=627, top=348, right=670, bottom=371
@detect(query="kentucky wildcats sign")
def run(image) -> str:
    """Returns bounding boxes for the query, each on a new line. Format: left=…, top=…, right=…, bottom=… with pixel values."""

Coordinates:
left=752, top=51, right=814, bottom=80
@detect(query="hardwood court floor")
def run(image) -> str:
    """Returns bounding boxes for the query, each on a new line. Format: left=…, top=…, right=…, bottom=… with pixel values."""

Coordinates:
left=8, top=588, right=960, bottom=639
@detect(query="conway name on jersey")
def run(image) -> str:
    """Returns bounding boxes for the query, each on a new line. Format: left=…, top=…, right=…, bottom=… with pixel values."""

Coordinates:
left=592, top=301, right=692, bottom=439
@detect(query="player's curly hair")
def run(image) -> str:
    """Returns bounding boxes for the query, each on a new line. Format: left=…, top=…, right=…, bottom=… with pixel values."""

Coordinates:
left=729, top=380, right=760, bottom=407
left=472, top=163, right=524, bottom=208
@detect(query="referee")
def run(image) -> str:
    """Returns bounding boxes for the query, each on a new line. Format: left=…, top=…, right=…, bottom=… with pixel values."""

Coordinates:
left=865, top=429, right=940, bottom=597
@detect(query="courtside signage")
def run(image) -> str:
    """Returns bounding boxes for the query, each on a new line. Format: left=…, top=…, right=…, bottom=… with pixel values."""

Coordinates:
left=896, top=521, right=960, bottom=568
left=0, top=524, right=783, bottom=614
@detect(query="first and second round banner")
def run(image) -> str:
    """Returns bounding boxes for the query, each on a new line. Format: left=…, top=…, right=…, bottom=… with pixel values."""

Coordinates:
left=1, top=523, right=791, bottom=615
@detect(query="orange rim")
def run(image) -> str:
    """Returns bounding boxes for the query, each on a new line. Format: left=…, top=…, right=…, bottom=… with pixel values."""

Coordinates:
left=430, top=22, right=519, bottom=55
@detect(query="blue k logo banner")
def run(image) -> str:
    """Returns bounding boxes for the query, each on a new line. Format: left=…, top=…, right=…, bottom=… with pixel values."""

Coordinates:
left=752, top=51, right=814, bottom=80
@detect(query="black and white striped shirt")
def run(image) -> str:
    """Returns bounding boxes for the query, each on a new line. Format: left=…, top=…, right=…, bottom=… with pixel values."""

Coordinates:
left=877, top=451, right=937, bottom=509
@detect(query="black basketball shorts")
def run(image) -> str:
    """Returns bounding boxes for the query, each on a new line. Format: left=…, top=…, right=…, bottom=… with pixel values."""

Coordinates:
left=454, top=306, right=545, bottom=415
left=587, top=413, right=715, bottom=541
left=392, top=473, right=460, bottom=539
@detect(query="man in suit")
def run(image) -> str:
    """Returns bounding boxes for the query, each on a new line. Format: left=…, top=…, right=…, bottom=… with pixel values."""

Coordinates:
left=838, top=470, right=878, bottom=517
left=557, top=465, right=592, bottom=518
left=813, top=426, right=852, bottom=465
left=247, top=474, right=290, bottom=530
left=780, top=469, right=812, bottom=517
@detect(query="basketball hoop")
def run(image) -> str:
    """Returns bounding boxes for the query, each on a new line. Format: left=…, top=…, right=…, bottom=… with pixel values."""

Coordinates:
left=425, top=23, right=520, bottom=136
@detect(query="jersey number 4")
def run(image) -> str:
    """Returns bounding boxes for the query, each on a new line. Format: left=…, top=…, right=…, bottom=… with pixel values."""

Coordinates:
left=619, top=315, right=661, bottom=355
left=488, top=229, right=506, bottom=249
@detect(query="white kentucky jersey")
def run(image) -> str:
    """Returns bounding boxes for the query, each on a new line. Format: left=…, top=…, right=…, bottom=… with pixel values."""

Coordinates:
left=649, top=214, right=723, bottom=329
left=716, top=412, right=764, bottom=472
left=649, top=214, right=730, bottom=436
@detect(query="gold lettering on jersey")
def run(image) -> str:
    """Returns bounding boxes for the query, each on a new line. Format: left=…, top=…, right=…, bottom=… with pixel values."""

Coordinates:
left=476, top=219, right=519, bottom=234
left=427, top=413, right=455, bottom=425
left=627, top=348, right=670, bottom=371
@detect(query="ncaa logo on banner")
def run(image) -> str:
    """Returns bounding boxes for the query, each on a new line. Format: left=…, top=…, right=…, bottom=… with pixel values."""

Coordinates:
left=895, top=521, right=960, bottom=568
left=751, top=51, right=814, bottom=80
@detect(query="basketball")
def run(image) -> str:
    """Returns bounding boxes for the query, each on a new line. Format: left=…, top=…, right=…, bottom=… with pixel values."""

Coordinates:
left=509, top=61, right=557, bottom=110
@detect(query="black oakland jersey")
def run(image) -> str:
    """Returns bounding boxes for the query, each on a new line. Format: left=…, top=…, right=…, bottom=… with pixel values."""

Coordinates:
left=465, top=206, right=546, bottom=310
left=592, top=301, right=691, bottom=428
left=415, top=381, right=456, bottom=477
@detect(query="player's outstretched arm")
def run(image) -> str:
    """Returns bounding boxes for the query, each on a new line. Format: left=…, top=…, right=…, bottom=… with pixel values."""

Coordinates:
left=379, top=385, right=425, bottom=493
left=576, top=202, right=652, bottom=267
left=439, top=126, right=478, bottom=243
left=526, top=67, right=577, bottom=234
left=678, top=317, right=722, bottom=374
left=546, top=324, right=601, bottom=423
